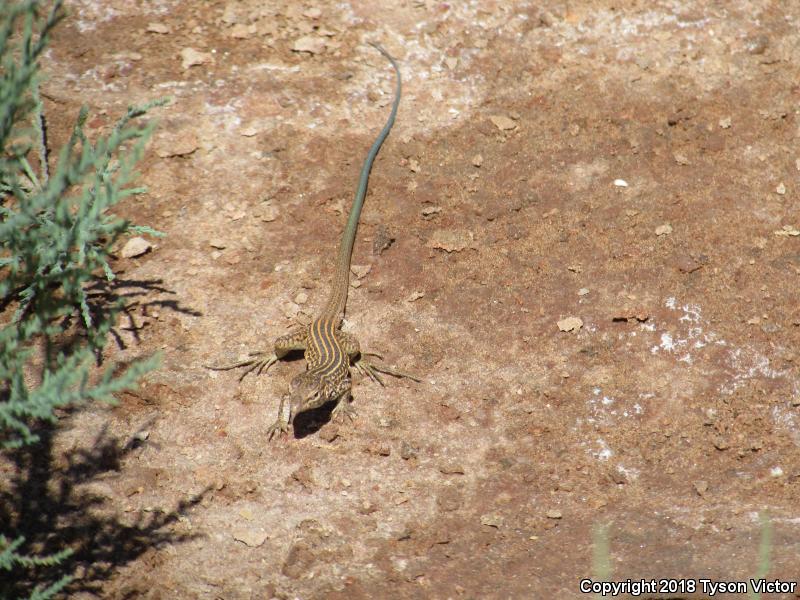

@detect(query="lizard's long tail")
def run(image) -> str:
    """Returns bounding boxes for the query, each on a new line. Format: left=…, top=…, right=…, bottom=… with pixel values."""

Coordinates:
left=322, top=43, right=402, bottom=320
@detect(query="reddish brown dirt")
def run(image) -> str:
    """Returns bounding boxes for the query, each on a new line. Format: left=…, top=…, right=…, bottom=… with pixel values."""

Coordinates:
left=20, top=0, right=800, bottom=598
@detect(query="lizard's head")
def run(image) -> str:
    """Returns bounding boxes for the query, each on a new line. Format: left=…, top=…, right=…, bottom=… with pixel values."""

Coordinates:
left=287, top=371, right=326, bottom=421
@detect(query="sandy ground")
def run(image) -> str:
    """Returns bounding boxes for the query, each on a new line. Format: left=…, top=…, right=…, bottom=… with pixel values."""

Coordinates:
left=6, top=0, right=800, bottom=598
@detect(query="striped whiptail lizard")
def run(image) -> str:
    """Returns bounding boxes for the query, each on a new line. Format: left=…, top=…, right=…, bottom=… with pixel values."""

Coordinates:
left=211, top=44, right=417, bottom=439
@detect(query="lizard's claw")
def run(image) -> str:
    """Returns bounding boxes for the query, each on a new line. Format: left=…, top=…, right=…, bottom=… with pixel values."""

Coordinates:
left=206, top=352, right=278, bottom=382
left=266, top=418, right=290, bottom=441
left=332, top=399, right=358, bottom=423
left=354, top=360, right=420, bottom=386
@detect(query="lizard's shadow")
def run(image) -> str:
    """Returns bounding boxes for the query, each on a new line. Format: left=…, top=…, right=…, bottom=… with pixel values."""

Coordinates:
left=291, top=400, right=338, bottom=439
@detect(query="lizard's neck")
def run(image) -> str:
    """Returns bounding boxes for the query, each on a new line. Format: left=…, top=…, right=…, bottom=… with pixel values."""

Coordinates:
left=321, top=44, right=402, bottom=322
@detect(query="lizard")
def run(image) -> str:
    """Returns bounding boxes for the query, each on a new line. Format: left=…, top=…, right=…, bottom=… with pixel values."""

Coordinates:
left=210, top=43, right=417, bottom=439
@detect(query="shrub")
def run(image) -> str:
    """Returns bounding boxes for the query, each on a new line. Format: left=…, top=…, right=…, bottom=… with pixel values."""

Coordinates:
left=1, top=1, right=166, bottom=596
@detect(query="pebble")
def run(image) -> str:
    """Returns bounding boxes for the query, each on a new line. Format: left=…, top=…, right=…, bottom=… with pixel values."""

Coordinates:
left=232, top=527, right=268, bottom=548
left=438, top=461, right=465, bottom=475
left=350, top=264, right=372, bottom=279
left=180, top=47, right=211, bottom=69
left=429, top=229, right=472, bottom=252
left=655, top=224, right=673, bottom=236
left=557, top=316, right=583, bottom=332
left=146, top=23, right=170, bottom=34
left=259, top=205, right=279, bottom=222
left=673, top=152, right=690, bottom=165
left=294, top=292, right=308, bottom=305
left=480, top=513, right=504, bottom=527
left=400, top=441, right=417, bottom=460
left=121, top=237, right=152, bottom=258
left=155, top=131, right=199, bottom=158
left=292, top=36, right=326, bottom=54
left=489, top=115, right=516, bottom=131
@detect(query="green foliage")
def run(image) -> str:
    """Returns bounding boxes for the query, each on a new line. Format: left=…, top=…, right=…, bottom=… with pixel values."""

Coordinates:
left=591, top=522, right=611, bottom=600
left=0, top=0, right=166, bottom=449
left=0, top=535, right=72, bottom=599
left=0, top=1, right=168, bottom=596
left=749, top=511, right=773, bottom=600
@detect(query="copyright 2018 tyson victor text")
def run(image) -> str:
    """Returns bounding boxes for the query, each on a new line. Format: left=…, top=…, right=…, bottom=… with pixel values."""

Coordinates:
left=580, top=578, right=797, bottom=596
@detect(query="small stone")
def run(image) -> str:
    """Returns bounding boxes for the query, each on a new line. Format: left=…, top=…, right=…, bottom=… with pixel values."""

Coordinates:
left=146, top=22, right=171, bottom=34
left=712, top=436, right=729, bottom=450
left=744, top=34, right=769, bottom=55
left=303, top=7, right=322, bottom=18
left=232, top=527, right=268, bottom=548
left=489, top=115, right=517, bottom=131
left=480, top=513, right=504, bottom=527
left=240, top=126, right=259, bottom=137
left=155, top=131, right=199, bottom=158
left=719, top=116, right=732, bottom=129
left=292, top=36, right=326, bottom=54
left=471, top=154, right=483, bottom=167
left=221, top=2, right=240, bottom=24
left=405, top=291, right=425, bottom=302
left=408, top=158, right=420, bottom=173
left=776, top=182, right=786, bottom=195
left=373, top=443, right=391, bottom=456
left=673, top=152, right=690, bottom=165
left=180, top=47, right=212, bottom=69
left=372, top=225, right=394, bottom=255
left=429, top=229, right=472, bottom=253
left=438, top=461, right=465, bottom=475
left=400, top=441, right=417, bottom=460
left=655, top=224, right=673, bottom=236
left=230, top=23, right=254, bottom=39
left=557, top=316, right=583, bottom=332
left=613, top=179, right=628, bottom=187
left=350, top=264, right=372, bottom=279
left=281, top=302, right=300, bottom=319
left=421, top=206, right=442, bottom=218
left=294, top=292, right=308, bottom=305
left=693, top=480, right=708, bottom=496
left=209, top=239, right=227, bottom=250
left=545, top=509, right=562, bottom=519
left=318, top=425, right=339, bottom=443
left=774, top=225, right=800, bottom=237
left=578, top=288, right=589, bottom=296
left=608, top=468, right=628, bottom=485
left=121, top=237, right=152, bottom=258
left=259, top=205, right=279, bottom=222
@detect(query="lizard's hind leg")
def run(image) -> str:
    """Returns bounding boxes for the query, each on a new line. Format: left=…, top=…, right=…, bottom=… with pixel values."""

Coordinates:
left=206, top=327, right=308, bottom=381
left=337, top=331, right=420, bottom=386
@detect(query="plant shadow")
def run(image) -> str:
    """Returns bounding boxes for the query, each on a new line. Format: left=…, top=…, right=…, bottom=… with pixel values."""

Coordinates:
left=0, top=422, right=208, bottom=597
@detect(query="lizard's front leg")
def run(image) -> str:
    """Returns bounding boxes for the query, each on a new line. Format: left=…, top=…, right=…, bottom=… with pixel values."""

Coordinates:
left=330, top=390, right=357, bottom=423
left=337, top=331, right=420, bottom=386
left=207, top=327, right=308, bottom=381
left=266, top=393, right=292, bottom=440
